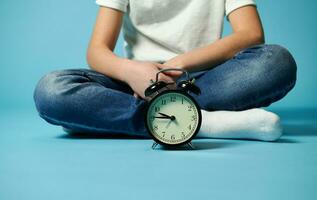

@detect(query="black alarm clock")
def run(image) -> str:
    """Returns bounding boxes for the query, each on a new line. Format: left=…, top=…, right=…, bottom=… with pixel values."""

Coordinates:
left=144, top=68, right=202, bottom=150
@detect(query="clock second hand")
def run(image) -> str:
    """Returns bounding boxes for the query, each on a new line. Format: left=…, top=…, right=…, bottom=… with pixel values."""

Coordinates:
left=165, top=119, right=173, bottom=129
left=157, top=112, right=178, bottom=129
left=152, top=115, right=173, bottom=128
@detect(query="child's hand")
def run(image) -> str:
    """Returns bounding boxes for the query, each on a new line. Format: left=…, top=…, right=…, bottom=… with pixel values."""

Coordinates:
left=125, top=61, right=182, bottom=100
left=160, top=56, right=186, bottom=82
left=162, top=55, right=185, bottom=72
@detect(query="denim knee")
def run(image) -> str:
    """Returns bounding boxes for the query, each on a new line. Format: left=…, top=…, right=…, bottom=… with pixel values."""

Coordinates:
left=33, top=70, right=66, bottom=119
left=196, top=44, right=298, bottom=111
left=239, top=44, right=298, bottom=109
left=238, top=44, right=297, bottom=89
left=261, top=44, right=297, bottom=90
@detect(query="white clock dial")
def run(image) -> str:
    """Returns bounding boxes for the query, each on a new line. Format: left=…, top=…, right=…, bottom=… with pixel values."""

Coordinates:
left=146, top=91, right=200, bottom=145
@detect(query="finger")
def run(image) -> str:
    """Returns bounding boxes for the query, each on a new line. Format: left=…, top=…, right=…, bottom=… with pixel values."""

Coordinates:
left=155, top=63, right=183, bottom=76
left=165, top=74, right=180, bottom=84
left=158, top=74, right=174, bottom=83
left=166, top=82, right=177, bottom=90
left=154, top=63, right=166, bottom=69
left=163, top=70, right=183, bottom=77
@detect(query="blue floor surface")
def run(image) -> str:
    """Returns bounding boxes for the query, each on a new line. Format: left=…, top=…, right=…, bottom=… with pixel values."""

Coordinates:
left=1, top=108, right=317, bottom=200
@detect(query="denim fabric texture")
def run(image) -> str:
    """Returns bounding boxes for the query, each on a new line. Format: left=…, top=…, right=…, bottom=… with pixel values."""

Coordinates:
left=33, top=44, right=297, bottom=137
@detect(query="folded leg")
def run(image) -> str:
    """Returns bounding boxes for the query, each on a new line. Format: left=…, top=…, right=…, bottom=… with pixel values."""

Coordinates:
left=185, top=44, right=297, bottom=111
left=33, top=68, right=150, bottom=137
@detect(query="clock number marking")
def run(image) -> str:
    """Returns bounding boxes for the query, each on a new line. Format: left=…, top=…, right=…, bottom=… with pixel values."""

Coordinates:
left=154, top=125, right=158, bottom=130
left=162, top=131, right=165, bottom=137
left=181, top=132, right=186, bottom=139
left=188, top=105, right=192, bottom=111
left=171, top=135, right=175, bottom=140
left=181, top=98, right=184, bottom=104
left=188, top=124, right=191, bottom=130
left=170, top=96, right=176, bottom=102
left=161, top=99, right=166, bottom=105
left=191, top=115, right=197, bottom=121
left=155, top=106, right=160, bottom=112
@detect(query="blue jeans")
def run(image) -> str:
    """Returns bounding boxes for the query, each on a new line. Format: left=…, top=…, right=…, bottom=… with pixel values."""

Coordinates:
left=33, top=44, right=297, bottom=137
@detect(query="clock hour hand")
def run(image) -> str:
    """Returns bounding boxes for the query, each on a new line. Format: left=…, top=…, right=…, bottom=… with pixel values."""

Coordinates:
left=154, top=116, right=171, bottom=119
left=158, top=112, right=176, bottom=121
left=158, top=112, right=171, bottom=118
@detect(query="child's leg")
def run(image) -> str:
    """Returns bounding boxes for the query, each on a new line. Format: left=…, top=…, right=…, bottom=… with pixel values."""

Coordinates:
left=186, top=44, right=297, bottom=111
left=183, top=44, right=297, bottom=141
left=33, top=68, right=150, bottom=137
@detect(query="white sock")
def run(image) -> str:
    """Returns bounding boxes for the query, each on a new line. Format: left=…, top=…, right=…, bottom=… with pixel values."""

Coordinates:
left=197, top=108, right=283, bottom=141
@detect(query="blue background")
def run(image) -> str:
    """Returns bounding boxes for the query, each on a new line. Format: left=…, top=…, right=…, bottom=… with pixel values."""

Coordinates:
left=1, top=1, right=317, bottom=200
left=0, top=0, right=316, bottom=111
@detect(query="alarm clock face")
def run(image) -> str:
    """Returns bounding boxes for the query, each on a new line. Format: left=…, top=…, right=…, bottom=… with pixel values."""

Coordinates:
left=145, top=90, right=201, bottom=146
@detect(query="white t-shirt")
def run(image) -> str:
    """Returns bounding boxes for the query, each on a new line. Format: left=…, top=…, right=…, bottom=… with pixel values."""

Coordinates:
left=96, top=0, right=256, bottom=62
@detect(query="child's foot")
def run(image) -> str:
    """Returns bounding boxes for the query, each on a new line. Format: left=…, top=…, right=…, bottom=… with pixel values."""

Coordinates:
left=197, top=108, right=282, bottom=141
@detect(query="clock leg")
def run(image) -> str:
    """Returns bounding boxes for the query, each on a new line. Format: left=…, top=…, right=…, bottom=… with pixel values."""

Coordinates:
left=152, top=142, right=158, bottom=150
left=187, top=142, right=195, bottom=150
